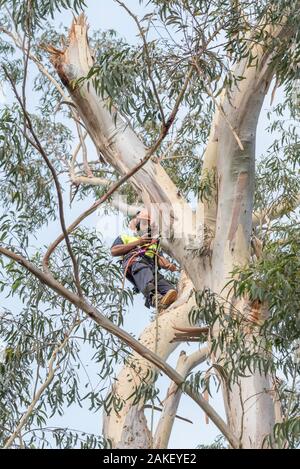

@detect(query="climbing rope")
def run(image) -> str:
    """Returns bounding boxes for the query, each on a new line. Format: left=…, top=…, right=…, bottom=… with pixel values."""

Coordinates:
left=120, top=241, right=158, bottom=291
left=150, top=236, right=160, bottom=442
left=117, top=235, right=163, bottom=442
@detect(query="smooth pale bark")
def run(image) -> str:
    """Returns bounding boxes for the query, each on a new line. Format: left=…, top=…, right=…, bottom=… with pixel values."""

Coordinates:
left=197, top=90, right=225, bottom=237
left=209, top=25, right=294, bottom=445
left=154, top=347, right=208, bottom=449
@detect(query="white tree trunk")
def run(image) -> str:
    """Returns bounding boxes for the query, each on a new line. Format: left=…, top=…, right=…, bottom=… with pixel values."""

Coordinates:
left=208, top=40, right=283, bottom=445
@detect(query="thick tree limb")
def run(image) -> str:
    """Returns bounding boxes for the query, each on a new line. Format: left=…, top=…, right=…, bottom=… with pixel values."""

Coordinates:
left=201, top=4, right=300, bottom=448
left=196, top=90, right=225, bottom=237
left=193, top=60, right=244, bottom=151
left=110, top=193, right=142, bottom=217
left=45, top=15, right=195, bottom=260
left=42, top=86, right=189, bottom=270
left=43, top=36, right=193, bottom=270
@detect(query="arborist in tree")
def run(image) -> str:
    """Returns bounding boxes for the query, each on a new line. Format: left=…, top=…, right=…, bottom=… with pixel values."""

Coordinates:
left=111, top=209, right=178, bottom=309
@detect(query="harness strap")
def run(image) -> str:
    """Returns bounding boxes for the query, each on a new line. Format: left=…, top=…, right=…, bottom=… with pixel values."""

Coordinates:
left=121, top=241, right=161, bottom=291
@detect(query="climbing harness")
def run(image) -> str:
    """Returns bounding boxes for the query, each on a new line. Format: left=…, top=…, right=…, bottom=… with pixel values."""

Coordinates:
left=120, top=238, right=162, bottom=291
left=117, top=236, right=161, bottom=326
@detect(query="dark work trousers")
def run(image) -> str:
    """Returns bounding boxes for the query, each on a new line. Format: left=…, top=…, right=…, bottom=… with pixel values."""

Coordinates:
left=126, top=259, right=175, bottom=308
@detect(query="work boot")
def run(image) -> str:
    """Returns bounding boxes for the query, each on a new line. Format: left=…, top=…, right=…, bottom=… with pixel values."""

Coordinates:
left=160, top=289, right=177, bottom=308
left=151, top=290, right=178, bottom=309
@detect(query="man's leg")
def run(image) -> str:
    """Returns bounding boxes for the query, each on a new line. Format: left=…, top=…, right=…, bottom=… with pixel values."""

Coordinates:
left=130, top=262, right=156, bottom=308
left=157, top=274, right=175, bottom=296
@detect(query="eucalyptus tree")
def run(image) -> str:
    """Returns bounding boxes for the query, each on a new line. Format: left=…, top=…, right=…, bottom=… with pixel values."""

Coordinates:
left=0, top=0, right=299, bottom=449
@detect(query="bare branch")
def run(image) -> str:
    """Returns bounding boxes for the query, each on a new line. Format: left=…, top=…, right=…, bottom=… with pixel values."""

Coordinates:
left=171, top=325, right=209, bottom=343
left=110, top=193, right=142, bottom=217
left=75, top=120, right=93, bottom=177
left=71, top=175, right=111, bottom=187
left=143, top=405, right=193, bottom=425
left=193, top=60, right=244, bottom=151
left=0, top=27, right=68, bottom=99
left=70, top=134, right=85, bottom=177
left=3, top=66, right=83, bottom=298
left=252, top=193, right=300, bottom=227
left=115, top=0, right=166, bottom=127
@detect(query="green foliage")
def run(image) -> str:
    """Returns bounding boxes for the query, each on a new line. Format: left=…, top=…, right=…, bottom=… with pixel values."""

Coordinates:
left=25, top=427, right=109, bottom=449
left=270, top=416, right=300, bottom=449
left=0, top=0, right=86, bottom=32
left=255, top=84, right=300, bottom=219
left=198, top=167, right=217, bottom=204
left=0, top=229, right=134, bottom=448
left=76, top=13, right=216, bottom=199
left=188, top=226, right=300, bottom=447
left=197, top=434, right=227, bottom=449
left=0, top=105, right=70, bottom=238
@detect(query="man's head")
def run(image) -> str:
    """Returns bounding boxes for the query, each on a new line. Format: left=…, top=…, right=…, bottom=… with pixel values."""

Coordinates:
left=129, top=209, right=152, bottom=236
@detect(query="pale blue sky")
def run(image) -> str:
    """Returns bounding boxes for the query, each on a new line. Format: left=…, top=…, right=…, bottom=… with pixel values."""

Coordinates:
left=1, top=0, right=288, bottom=449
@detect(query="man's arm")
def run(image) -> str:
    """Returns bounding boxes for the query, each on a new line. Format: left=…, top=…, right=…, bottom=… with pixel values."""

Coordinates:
left=158, top=255, right=177, bottom=272
left=110, top=235, right=153, bottom=257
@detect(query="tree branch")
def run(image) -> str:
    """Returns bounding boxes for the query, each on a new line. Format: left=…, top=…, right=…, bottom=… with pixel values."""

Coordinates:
left=3, top=315, right=81, bottom=449
left=2, top=66, right=83, bottom=298
left=110, top=193, right=142, bottom=217
left=0, top=246, right=240, bottom=449
left=75, top=120, right=93, bottom=177
left=115, top=0, right=166, bottom=127
left=193, top=60, right=244, bottom=151
left=252, top=193, right=300, bottom=227
left=45, top=15, right=196, bottom=268
left=43, top=60, right=193, bottom=270
left=154, top=347, right=208, bottom=449
left=71, top=175, right=112, bottom=187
